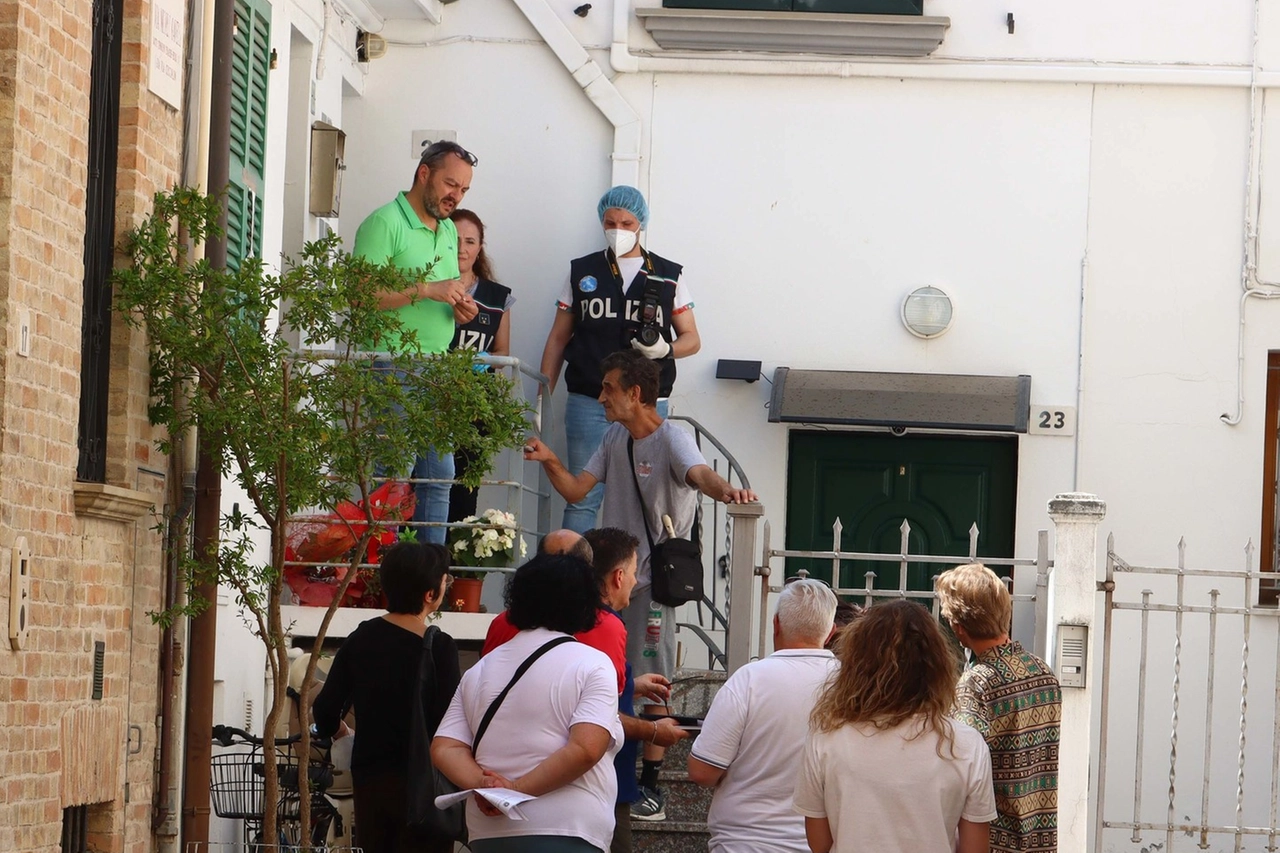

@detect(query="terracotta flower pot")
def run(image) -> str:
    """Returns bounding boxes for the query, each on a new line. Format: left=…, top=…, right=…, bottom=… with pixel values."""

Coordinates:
left=450, top=577, right=484, bottom=613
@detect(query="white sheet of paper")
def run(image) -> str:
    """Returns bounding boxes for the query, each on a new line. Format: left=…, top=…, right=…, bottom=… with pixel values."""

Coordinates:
left=434, top=787, right=536, bottom=820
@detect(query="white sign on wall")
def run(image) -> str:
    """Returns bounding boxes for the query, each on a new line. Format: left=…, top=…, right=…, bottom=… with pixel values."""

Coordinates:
left=410, top=129, right=457, bottom=160
left=1029, top=405, right=1076, bottom=436
left=148, top=0, right=185, bottom=110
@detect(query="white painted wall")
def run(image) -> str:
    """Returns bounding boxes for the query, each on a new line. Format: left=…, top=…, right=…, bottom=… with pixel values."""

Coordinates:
left=326, top=0, right=1280, bottom=563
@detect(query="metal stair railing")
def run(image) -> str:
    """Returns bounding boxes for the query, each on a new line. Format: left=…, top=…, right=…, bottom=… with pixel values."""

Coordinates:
left=282, top=353, right=554, bottom=598
left=667, top=415, right=752, bottom=671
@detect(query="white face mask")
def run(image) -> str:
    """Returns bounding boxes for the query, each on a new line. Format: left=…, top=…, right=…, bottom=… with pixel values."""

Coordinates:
left=605, top=228, right=638, bottom=256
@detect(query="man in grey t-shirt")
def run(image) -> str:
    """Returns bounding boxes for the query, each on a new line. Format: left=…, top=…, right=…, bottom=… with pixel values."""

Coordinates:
left=524, top=349, right=756, bottom=821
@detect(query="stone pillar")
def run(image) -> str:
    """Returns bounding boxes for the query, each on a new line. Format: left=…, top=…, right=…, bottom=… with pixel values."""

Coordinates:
left=725, top=502, right=764, bottom=674
left=1047, top=492, right=1106, bottom=853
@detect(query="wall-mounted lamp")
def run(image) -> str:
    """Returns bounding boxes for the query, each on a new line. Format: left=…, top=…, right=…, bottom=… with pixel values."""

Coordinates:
left=356, top=30, right=388, bottom=62
left=901, top=285, right=954, bottom=339
left=716, top=359, right=762, bottom=382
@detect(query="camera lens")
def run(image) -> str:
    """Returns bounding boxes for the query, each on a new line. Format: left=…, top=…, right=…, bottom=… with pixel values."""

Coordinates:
left=638, top=326, right=662, bottom=347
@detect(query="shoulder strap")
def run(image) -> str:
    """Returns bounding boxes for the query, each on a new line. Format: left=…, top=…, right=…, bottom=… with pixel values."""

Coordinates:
left=627, top=437, right=657, bottom=553
left=472, top=635, right=576, bottom=752
left=411, top=625, right=441, bottom=738
left=418, top=624, right=440, bottom=687
left=629, top=435, right=701, bottom=548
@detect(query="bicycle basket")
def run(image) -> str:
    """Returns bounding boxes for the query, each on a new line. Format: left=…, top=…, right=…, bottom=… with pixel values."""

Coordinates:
left=209, top=746, right=298, bottom=820
left=276, top=758, right=338, bottom=822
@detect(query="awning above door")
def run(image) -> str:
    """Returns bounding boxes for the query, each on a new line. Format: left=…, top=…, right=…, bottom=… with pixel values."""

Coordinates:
left=767, top=368, right=1032, bottom=433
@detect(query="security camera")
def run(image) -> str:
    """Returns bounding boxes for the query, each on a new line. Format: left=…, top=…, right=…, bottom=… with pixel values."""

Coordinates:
left=890, top=426, right=908, bottom=436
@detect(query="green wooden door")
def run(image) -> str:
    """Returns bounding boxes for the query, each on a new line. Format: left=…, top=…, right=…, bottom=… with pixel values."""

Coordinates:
left=785, top=431, right=1017, bottom=593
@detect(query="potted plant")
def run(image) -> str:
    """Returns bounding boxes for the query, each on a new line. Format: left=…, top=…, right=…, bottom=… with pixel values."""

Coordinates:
left=448, top=508, right=527, bottom=612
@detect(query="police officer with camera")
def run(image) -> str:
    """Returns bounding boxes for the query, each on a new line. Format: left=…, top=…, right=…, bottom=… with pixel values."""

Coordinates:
left=540, top=185, right=701, bottom=533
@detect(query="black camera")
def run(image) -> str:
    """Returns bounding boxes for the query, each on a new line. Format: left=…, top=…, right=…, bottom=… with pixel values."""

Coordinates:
left=628, top=276, right=664, bottom=347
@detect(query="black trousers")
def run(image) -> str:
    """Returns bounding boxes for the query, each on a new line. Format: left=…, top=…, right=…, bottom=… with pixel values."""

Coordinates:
left=447, top=446, right=480, bottom=522
left=352, top=767, right=453, bottom=853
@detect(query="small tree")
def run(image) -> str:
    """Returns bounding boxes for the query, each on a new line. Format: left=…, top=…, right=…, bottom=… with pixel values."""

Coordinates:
left=116, top=187, right=530, bottom=844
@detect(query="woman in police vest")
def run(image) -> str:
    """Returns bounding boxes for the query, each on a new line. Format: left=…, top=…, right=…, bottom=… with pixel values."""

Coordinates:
left=447, top=209, right=513, bottom=521
left=539, top=185, right=701, bottom=533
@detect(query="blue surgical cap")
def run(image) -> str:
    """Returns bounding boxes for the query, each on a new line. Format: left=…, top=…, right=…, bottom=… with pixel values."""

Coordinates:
left=597, top=185, right=649, bottom=229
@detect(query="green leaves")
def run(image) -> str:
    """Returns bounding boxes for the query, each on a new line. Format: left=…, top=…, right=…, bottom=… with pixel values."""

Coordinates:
left=116, top=187, right=531, bottom=621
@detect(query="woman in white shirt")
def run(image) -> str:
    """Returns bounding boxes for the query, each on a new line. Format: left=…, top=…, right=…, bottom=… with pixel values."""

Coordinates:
left=793, top=599, right=998, bottom=853
left=432, top=554, right=624, bottom=853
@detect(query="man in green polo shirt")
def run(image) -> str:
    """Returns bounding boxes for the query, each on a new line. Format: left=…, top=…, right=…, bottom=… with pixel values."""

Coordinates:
left=355, top=139, right=480, bottom=543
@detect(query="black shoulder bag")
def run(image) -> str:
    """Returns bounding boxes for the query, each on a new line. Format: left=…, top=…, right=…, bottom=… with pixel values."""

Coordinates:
left=406, top=632, right=575, bottom=840
left=405, top=625, right=467, bottom=842
left=628, top=437, right=704, bottom=607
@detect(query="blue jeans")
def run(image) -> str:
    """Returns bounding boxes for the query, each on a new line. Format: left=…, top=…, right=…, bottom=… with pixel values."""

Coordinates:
left=373, top=360, right=454, bottom=545
left=562, top=393, right=668, bottom=534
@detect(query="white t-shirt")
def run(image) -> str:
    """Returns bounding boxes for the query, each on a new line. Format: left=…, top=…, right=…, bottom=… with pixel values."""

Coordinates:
left=435, top=628, right=624, bottom=849
left=793, top=716, right=997, bottom=853
left=691, top=649, right=839, bottom=853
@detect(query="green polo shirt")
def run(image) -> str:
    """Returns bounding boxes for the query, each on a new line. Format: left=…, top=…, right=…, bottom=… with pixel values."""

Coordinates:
left=354, top=191, right=460, bottom=354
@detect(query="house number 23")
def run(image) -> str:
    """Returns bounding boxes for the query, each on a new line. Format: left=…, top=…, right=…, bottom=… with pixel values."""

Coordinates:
left=1030, top=406, right=1076, bottom=436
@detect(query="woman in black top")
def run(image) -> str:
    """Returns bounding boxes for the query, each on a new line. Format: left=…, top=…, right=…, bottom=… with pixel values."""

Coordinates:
left=448, top=208, right=513, bottom=521
left=313, top=541, right=460, bottom=853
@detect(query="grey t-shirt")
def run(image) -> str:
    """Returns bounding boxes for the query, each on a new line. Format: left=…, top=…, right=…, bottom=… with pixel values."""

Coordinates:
left=585, top=419, right=707, bottom=584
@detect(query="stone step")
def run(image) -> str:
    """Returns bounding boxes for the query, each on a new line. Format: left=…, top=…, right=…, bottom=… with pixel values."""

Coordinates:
left=667, top=669, right=727, bottom=718
left=630, top=819, right=711, bottom=853
left=632, top=769, right=710, bottom=824
left=627, top=667, right=725, bottom=851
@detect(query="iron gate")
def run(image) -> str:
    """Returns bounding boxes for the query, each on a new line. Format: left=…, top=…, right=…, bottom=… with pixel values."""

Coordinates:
left=1095, top=535, right=1280, bottom=852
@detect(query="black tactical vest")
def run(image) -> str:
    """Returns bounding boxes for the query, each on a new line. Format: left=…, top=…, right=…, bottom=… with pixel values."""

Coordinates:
left=450, top=277, right=512, bottom=354
left=564, top=248, right=684, bottom=398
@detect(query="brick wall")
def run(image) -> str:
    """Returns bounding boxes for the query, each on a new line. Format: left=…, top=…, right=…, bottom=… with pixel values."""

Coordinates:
left=0, top=0, right=183, bottom=845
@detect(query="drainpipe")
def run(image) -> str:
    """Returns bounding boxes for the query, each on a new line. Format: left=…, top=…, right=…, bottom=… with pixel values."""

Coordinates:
left=152, top=462, right=196, bottom=837
left=1221, top=0, right=1280, bottom=426
left=508, top=0, right=642, bottom=186
left=610, top=0, right=638, bottom=73
left=155, top=0, right=217, bottom=840
left=180, top=0, right=232, bottom=841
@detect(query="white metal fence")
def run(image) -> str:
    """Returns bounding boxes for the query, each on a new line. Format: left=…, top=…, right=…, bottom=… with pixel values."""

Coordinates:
left=757, top=517, right=1052, bottom=660
left=722, top=505, right=1053, bottom=672
left=1095, top=534, right=1280, bottom=853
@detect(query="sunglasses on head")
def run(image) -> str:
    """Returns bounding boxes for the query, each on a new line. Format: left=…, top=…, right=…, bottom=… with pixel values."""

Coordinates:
left=420, top=140, right=478, bottom=167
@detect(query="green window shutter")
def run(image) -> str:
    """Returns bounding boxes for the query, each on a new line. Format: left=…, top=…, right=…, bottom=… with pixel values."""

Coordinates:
left=796, top=0, right=922, bottom=13
left=225, top=181, right=262, bottom=271
left=663, top=0, right=922, bottom=13
left=227, top=0, right=270, bottom=272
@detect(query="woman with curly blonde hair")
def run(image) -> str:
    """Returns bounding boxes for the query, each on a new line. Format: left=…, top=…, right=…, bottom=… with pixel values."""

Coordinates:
left=793, top=600, right=997, bottom=853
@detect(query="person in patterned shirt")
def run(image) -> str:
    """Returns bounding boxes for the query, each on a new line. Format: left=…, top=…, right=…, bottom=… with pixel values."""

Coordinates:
left=936, top=563, right=1062, bottom=853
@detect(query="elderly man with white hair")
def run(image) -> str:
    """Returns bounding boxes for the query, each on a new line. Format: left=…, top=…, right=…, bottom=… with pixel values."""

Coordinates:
left=687, top=578, right=840, bottom=853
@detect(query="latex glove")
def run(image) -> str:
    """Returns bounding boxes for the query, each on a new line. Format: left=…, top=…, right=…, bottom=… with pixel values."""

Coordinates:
left=630, top=335, right=671, bottom=359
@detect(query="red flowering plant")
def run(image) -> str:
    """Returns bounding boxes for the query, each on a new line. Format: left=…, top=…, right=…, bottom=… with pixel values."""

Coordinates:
left=283, top=480, right=416, bottom=608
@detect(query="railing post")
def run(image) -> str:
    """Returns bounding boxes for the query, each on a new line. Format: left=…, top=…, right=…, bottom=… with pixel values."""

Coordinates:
left=726, top=502, right=764, bottom=674
left=1047, top=491, right=1106, bottom=853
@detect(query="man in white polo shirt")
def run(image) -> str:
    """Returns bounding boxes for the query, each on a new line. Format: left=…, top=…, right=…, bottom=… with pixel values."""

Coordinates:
left=687, top=579, right=839, bottom=853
